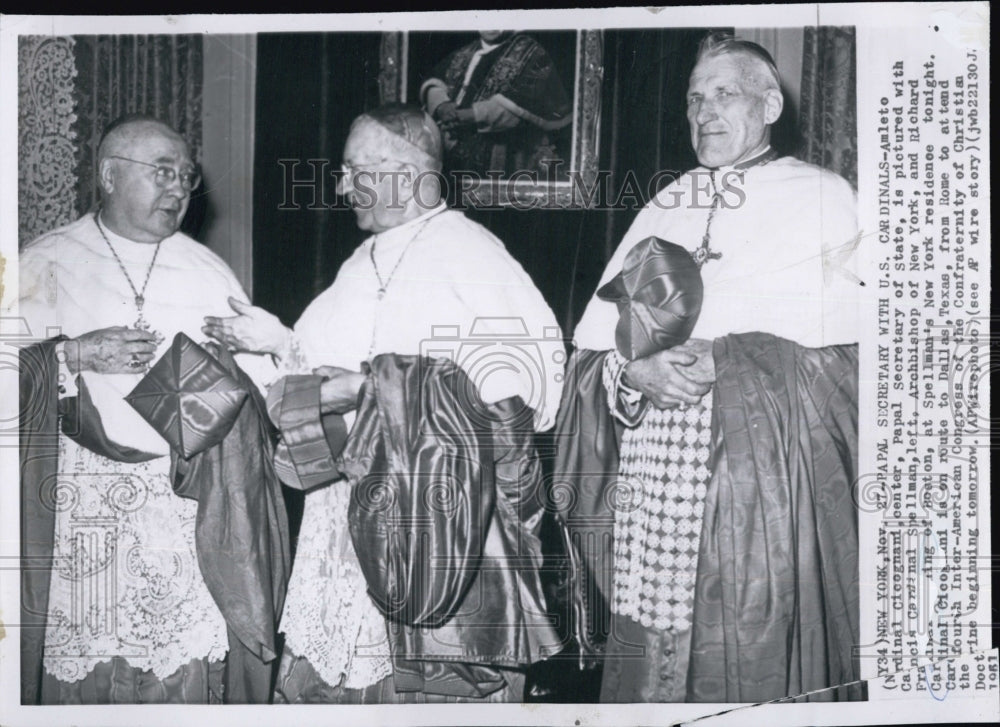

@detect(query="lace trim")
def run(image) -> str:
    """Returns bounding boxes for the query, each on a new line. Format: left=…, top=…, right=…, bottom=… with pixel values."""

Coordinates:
left=611, top=395, right=712, bottom=633
left=43, top=436, right=229, bottom=682
left=274, top=331, right=392, bottom=688
left=279, top=483, right=393, bottom=689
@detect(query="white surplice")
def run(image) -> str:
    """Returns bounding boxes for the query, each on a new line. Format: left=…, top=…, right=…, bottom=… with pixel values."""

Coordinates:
left=15, top=213, right=273, bottom=682
left=278, top=204, right=564, bottom=689
left=575, top=155, right=860, bottom=350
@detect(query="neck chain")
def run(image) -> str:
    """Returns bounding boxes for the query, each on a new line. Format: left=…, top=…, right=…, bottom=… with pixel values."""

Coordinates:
left=94, top=211, right=162, bottom=330
left=369, top=216, right=433, bottom=300
left=367, top=214, right=436, bottom=359
left=692, top=147, right=779, bottom=268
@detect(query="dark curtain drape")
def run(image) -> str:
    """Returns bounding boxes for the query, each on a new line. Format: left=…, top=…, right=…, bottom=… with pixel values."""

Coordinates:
left=253, top=33, right=384, bottom=327
left=72, top=35, right=204, bottom=233
left=800, top=26, right=858, bottom=189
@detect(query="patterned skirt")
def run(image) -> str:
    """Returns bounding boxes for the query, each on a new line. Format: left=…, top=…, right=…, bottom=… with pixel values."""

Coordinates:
left=603, top=394, right=712, bottom=702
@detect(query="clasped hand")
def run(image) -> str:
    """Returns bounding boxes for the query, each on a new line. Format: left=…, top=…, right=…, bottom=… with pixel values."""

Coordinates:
left=433, top=101, right=475, bottom=131
left=314, top=366, right=366, bottom=415
left=623, top=338, right=715, bottom=409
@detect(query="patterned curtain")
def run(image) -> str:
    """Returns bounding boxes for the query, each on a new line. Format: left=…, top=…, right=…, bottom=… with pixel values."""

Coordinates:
left=18, top=36, right=79, bottom=247
left=72, top=35, right=203, bottom=218
left=800, top=26, right=857, bottom=189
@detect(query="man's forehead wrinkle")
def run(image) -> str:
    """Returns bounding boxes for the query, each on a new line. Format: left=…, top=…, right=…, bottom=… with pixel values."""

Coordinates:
left=688, top=66, right=742, bottom=93
left=149, top=151, right=194, bottom=167
left=347, top=124, right=413, bottom=167
left=110, top=121, right=187, bottom=160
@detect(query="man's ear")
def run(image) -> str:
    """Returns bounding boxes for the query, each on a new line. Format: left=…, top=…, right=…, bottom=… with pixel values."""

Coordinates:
left=763, top=88, right=784, bottom=125
left=98, top=158, right=116, bottom=195
left=398, top=161, right=418, bottom=191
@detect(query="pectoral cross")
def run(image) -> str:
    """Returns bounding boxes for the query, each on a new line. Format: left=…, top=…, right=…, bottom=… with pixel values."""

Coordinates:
left=134, top=295, right=150, bottom=330
left=693, top=183, right=723, bottom=268
left=691, top=244, right=722, bottom=267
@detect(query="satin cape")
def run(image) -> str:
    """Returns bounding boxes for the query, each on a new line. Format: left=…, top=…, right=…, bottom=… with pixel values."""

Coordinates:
left=341, top=354, right=560, bottom=697
left=19, top=340, right=289, bottom=704
left=553, top=333, right=862, bottom=702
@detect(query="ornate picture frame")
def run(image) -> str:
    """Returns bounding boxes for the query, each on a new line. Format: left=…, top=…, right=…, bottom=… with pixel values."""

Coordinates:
left=379, top=30, right=603, bottom=209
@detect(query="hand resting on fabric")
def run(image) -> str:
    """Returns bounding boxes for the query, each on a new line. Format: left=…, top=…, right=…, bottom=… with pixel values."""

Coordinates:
left=315, top=365, right=367, bottom=415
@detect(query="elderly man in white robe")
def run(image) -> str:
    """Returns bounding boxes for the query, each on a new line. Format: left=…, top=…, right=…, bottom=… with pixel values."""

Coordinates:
left=204, top=103, right=564, bottom=703
left=568, top=33, right=860, bottom=702
left=15, top=116, right=275, bottom=704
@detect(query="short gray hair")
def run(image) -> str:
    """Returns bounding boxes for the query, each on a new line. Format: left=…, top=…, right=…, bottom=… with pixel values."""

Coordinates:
left=696, top=32, right=781, bottom=93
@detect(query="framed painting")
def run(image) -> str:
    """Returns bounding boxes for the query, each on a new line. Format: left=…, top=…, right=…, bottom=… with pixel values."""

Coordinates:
left=379, top=29, right=603, bottom=209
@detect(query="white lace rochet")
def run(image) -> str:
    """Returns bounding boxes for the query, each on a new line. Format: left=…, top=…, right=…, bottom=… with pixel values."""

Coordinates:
left=279, top=482, right=393, bottom=689
left=44, top=436, right=229, bottom=682
left=276, top=332, right=393, bottom=690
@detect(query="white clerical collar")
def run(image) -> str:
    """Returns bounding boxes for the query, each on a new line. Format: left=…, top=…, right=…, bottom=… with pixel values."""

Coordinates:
left=456, top=41, right=503, bottom=105
left=709, top=145, right=777, bottom=175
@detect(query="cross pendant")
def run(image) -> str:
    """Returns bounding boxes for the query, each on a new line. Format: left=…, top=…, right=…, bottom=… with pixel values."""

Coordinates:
left=134, top=295, right=150, bottom=330
left=692, top=245, right=722, bottom=268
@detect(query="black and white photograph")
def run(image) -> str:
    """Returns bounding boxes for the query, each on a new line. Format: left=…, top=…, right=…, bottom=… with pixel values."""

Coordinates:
left=0, top=5, right=992, bottom=727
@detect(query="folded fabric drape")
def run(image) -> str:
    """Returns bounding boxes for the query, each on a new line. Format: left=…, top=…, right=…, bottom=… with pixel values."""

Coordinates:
left=341, top=354, right=560, bottom=697
left=553, top=333, right=861, bottom=702
left=126, top=333, right=249, bottom=459
left=596, top=236, right=703, bottom=360
left=169, top=343, right=290, bottom=676
left=551, top=348, right=621, bottom=658
left=689, top=333, right=861, bottom=702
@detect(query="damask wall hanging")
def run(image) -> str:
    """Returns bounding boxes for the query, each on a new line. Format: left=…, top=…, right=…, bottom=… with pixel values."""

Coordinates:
left=18, top=36, right=78, bottom=247
left=800, top=26, right=858, bottom=189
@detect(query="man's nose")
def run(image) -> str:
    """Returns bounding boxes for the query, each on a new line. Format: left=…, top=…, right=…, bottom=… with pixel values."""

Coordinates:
left=163, top=172, right=188, bottom=196
left=337, top=170, right=352, bottom=196
left=695, top=98, right=717, bottom=125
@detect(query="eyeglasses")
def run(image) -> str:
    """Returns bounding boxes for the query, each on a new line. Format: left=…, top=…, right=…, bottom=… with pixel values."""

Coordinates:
left=340, top=159, right=395, bottom=180
left=108, top=155, right=202, bottom=191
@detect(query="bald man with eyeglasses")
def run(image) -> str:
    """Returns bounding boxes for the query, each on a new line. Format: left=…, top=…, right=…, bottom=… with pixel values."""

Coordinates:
left=16, top=115, right=275, bottom=704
